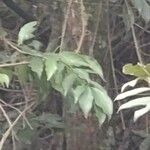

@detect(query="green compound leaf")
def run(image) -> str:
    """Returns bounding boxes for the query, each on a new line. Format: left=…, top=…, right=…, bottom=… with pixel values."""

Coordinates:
left=18, top=21, right=38, bottom=45
left=115, top=87, right=150, bottom=101
left=62, top=73, right=76, bottom=96
left=45, top=54, right=58, bottom=80
left=60, top=51, right=104, bottom=80
left=73, top=68, right=91, bottom=82
left=51, top=63, right=65, bottom=94
left=73, top=85, right=85, bottom=103
left=78, top=87, right=94, bottom=118
left=29, top=57, right=44, bottom=78
left=123, top=63, right=150, bottom=78
left=81, top=55, right=104, bottom=80
left=118, top=97, right=150, bottom=122
left=0, top=73, right=9, bottom=87
left=60, top=51, right=88, bottom=67
left=121, top=78, right=140, bottom=92
left=94, top=105, right=106, bottom=126
left=92, top=87, right=113, bottom=119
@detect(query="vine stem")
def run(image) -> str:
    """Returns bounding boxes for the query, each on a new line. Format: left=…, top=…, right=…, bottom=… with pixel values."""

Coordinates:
left=131, top=25, right=144, bottom=64
left=60, top=0, right=73, bottom=51
left=75, top=0, right=87, bottom=53
left=107, top=0, right=126, bottom=130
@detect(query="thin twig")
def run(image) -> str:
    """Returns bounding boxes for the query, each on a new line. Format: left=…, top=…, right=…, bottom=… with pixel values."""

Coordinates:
left=0, top=104, right=17, bottom=150
left=0, top=103, right=34, bottom=150
left=0, top=87, right=22, bottom=92
left=0, top=104, right=13, bottom=129
left=4, top=39, right=43, bottom=58
left=10, top=100, right=35, bottom=107
left=0, top=99, right=33, bottom=130
left=0, top=61, right=29, bottom=68
left=139, top=42, right=150, bottom=48
left=21, top=86, right=31, bottom=128
left=134, top=23, right=150, bottom=34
